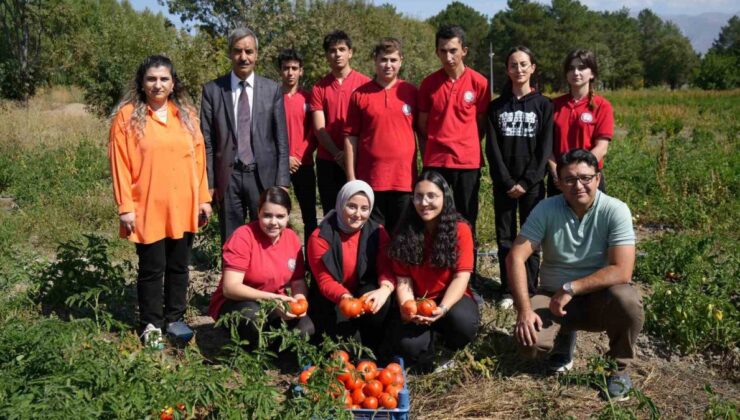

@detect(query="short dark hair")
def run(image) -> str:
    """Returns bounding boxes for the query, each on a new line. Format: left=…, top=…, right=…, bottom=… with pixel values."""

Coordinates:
left=435, top=25, right=467, bottom=49
left=276, top=48, right=303, bottom=69
left=323, top=30, right=352, bottom=52
left=258, top=186, right=292, bottom=213
left=557, top=148, right=600, bottom=176
left=372, top=37, right=403, bottom=59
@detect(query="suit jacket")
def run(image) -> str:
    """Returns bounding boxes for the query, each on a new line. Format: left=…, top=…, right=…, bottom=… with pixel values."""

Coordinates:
left=200, top=73, right=290, bottom=201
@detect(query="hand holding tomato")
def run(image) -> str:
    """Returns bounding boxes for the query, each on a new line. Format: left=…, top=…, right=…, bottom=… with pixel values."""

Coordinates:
left=339, top=296, right=364, bottom=318
left=360, top=284, right=392, bottom=314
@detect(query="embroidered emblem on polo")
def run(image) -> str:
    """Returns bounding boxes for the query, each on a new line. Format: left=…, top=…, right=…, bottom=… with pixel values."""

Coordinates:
left=463, top=91, right=475, bottom=103
left=402, top=104, right=412, bottom=116
left=580, top=112, right=594, bottom=123
left=288, top=258, right=296, bottom=272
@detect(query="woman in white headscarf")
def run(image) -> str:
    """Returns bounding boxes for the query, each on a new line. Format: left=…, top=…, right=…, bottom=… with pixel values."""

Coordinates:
left=306, top=180, right=396, bottom=357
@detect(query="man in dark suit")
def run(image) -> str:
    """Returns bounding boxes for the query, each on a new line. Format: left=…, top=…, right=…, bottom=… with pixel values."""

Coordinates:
left=201, top=27, right=290, bottom=243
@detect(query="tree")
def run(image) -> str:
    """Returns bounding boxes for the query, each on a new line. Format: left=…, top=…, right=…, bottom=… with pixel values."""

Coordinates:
left=638, top=9, right=698, bottom=89
left=596, top=9, right=643, bottom=89
left=710, top=15, right=740, bottom=57
left=427, top=1, right=490, bottom=74
left=694, top=16, right=739, bottom=89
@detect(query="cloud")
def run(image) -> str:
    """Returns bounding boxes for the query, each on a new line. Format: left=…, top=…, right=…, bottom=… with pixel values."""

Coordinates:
left=577, top=0, right=738, bottom=15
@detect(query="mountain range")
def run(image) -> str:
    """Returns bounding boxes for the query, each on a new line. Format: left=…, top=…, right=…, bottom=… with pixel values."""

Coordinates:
left=659, top=11, right=738, bottom=54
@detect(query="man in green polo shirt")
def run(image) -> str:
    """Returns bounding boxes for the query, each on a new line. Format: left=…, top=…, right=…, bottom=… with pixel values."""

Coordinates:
left=507, top=148, right=643, bottom=402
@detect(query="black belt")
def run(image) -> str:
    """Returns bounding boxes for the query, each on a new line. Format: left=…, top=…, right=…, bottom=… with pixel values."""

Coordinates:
left=233, top=160, right=257, bottom=172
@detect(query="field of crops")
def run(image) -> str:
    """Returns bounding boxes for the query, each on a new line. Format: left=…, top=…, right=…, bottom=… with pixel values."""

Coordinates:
left=0, top=87, right=737, bottom=418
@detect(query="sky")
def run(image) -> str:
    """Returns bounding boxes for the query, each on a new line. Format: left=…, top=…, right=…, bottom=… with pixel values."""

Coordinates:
left=131, top=0, right=738, bottom=22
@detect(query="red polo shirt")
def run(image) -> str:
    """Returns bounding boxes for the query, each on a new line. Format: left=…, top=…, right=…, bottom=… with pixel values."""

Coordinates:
left=552, top=93, right=614, bottom=168
left=391, top=221, right=474, bottom=300
left=310, top=70, right=372, bottom=161
left=307, top=225, right=395, bottom=304
left=344, top=79, right=418, bottom=192
left=284, top=89, right=317, bottom=165
left=208, top=222, right=305, bottom=320
left=418, top=67, right=489, bottom=169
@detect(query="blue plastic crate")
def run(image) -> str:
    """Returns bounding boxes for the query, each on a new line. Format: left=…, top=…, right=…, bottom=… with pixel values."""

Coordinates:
left=294, top=356, right=411, bottom=420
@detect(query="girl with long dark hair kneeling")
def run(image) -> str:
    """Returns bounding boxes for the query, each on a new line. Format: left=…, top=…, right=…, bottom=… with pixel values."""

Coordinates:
left=387, top=171, right=480, bottom=371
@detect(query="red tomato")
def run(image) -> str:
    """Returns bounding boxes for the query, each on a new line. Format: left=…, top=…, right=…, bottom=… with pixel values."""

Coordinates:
left=385, top=362, right=403, bottom=375
left=337, top=362, right=354, bottom=384
left=379, top=392, right=398, bottom=409
left=344, top=373, right=365, bottom=391
left=359, top=295, right=374, bottom=314
left=299, top=366, right=316, bottom=384
left=377, top=368, right=394, bottom=386
left=384, top=384, right=402, bottom=399
left=362, top=396, right=379, bottom=409
left=289, top=298, right=308, bottom=315
left=363, top=379, right=383, bottom=398
left=351, top=387, right=366, bottom=405
left=332, top=350, right=351, bottom=363
left=343, top=393, right=353, bottom=408
left=401, top=299, right=417, bottom=318
left=356, top=360, right=378, bottom=381
left=417, top=298, right=437, bottom=317
left=391, top=372, right=405, bottom=386
left=339, top=297, right=363, bottom=318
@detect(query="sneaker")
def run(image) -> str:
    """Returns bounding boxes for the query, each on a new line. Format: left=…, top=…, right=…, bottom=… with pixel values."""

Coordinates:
left=140, top=323, right=164, bottom=350
left=498, top=294, right=514, bottom=310
left=547, top=330, right=577, bottom=374
left=166, top=321, right=194, bottom=343
left=605, top=373, right=632, bottom=402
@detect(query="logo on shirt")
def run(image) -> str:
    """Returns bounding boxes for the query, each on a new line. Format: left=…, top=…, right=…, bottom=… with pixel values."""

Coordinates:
left=580, top=112, right=594, bottom=123
left=463, top=91, right=476, bottom=103
left=402, top=103, right=412, bottom=116
left=498, top=110, right=537, bottom=137
left=288, top=258, right=296, bottom=272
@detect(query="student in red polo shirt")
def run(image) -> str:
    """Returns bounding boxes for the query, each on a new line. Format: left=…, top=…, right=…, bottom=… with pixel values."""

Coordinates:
left=548, top=49, right=614, bottom=195
left=208, top=187, right=314, bottom=351
left=418, top=25, right=489, bottom=232
left=278, top=48, right=318, bottom=242
left=344, top=37, right=418, bottom=234
left=387, top=171, right=480, bottom=371
left=311, top=30, right=371, bottom=215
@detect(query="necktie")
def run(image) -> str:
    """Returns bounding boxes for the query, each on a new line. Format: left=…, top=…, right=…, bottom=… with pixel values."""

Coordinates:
left=237, top=80, right=253, bottom=164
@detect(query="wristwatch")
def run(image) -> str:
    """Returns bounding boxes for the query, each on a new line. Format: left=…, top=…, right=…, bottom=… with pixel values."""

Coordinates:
left=562, top=282, right=575, bottom=296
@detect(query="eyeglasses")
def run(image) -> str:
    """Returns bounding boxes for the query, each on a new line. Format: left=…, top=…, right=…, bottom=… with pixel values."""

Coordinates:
left=562, top=174, right=597, bottom=186
left=509, top=62, right=531, bottom=71
left=413, top=192, right=441, bottom=203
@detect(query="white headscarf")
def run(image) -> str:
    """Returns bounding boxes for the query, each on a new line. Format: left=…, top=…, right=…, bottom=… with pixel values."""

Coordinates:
left=322, top=180, right=375, bottom=234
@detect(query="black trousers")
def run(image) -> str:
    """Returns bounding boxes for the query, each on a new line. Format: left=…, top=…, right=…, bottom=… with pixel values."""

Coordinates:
left=316, top=158, right=347, bottom=217
left=308, top=281, right=393, bottom=361
left=219, top=299, right=315, bottom=349
left=424, top=167, right=481, bottom=233
left=494, top=181, right=545, bottom=295
left=391, top=295, right=479, bottom=369
left=135, top=233, right=193, bottom=331
left=290, top=164, right=318, bottom=241
left=370, top=190, right=412, bottom=236
left=218, top=164, right=263, bottom=244
left=547, top=172, right=606, bottom=197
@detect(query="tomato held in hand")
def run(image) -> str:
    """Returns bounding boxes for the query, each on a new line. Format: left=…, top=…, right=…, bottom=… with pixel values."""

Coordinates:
left=289, top=298, right=308, bottom=315
left=339, top=297, right=363, bottom=318
left=359, top=295, right=374, bottom=314
left=417, top=298, right=437, bottom=317
left=401, top=299, right=417, bottom=318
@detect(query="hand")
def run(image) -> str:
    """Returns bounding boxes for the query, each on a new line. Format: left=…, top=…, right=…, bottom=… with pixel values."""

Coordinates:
left=412, top=308, right=444, bottom=325
left=515, top=309, right=543, bottom=347
left=119, top=212, right=135, bottom=235
left=361, top=286, right=392, bottom=314
left=507, top=184, right=526, bottom=199
left=289, top=156, right=301, bottom=174
left=209, top=188, right=215, bottom=197
left=274, top=294, right=297, bottom=320
left=549, top=289, right=572, bottom=317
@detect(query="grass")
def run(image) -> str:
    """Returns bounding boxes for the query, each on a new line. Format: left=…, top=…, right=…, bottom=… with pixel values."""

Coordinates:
left=0, top=87, right=738, bottom=418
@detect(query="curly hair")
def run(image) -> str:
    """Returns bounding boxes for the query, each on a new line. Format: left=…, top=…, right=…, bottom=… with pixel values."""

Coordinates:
left=388, top=171, right=464, bottom=268
left=109, top=55, right=197, bottom=140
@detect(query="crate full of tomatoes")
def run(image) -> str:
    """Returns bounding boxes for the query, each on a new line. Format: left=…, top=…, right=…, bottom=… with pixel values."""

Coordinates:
left=296, top=352, right=410, bottom=420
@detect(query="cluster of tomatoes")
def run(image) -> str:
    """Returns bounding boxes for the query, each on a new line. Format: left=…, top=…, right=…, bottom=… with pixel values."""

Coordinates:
left=298, top=350, right=405, bottom=411
left=158, top=403, right=186, bottom=420
left=338, top=295, right=376, bottom=318
left=400, top=298, right=437, bottom=318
